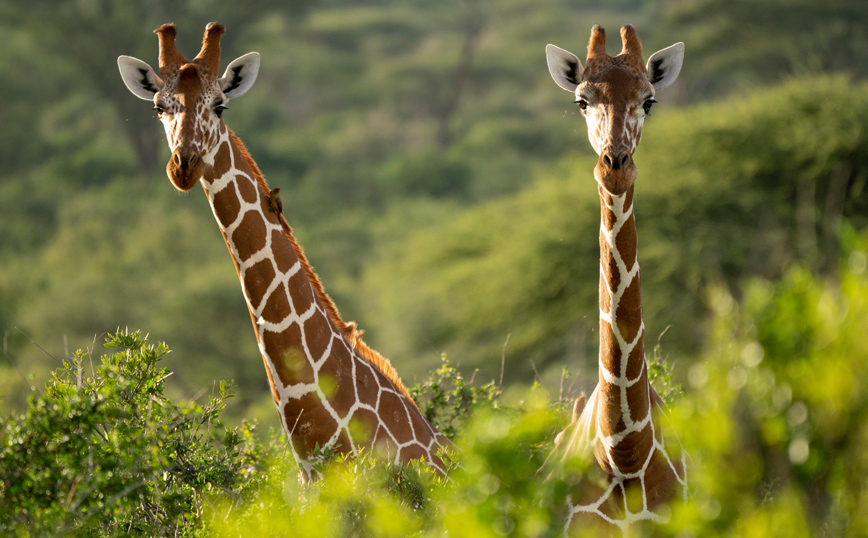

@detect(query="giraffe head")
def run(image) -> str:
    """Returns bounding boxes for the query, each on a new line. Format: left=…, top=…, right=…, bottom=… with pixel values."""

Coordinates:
left=118, top=23, right=260, bottom=191
left=546, top=25, right=683, bottom=195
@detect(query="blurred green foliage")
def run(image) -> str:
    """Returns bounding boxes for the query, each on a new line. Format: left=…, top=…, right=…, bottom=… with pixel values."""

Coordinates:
left=3, top=243, right=867, bottom=535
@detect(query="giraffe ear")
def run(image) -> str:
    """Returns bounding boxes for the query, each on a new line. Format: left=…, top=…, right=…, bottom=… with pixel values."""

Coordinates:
left=117, top=56, right=164, bottom=101
left=220, top=52, right=260, bottom=99
left=646, top=42, right=684, bottom=90
left=546, top=44, right=583, bottom=92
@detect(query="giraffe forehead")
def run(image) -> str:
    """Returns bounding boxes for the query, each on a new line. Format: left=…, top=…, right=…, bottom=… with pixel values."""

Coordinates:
left=162, top=65, right=223, bottom=108
left=581, top=58, right=651, bottom=103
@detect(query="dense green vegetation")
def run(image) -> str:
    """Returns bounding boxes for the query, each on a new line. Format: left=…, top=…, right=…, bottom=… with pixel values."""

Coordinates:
left=3, top=251, right=867, bottom=535
left=1, top=0, right=867, bottom=534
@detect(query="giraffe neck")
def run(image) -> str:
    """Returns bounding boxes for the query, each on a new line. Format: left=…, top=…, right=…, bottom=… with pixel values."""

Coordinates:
left=197, top=124, right=448, bottom=479
left=549, top=183, right=687, bottom=531
left=594, top=183, right=654, bottom=476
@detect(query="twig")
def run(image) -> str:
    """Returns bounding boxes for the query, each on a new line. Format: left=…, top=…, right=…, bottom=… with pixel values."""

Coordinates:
left=559, top=369, right=566, bottom=402
left=499, top=333, right=510, bottom=387
left=87, top=333, right=104, bottom=379
left=529, top=359, right=542, bottom=385
left=15, top=326, right=61, bottom=363
left=656, top=325, right=671, bottom=348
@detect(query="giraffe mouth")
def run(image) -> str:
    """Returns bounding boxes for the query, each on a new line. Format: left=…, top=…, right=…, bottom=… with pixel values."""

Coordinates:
left=166, top=147, right=205, bottom=191
left=594, top=152, right=637, bottom=195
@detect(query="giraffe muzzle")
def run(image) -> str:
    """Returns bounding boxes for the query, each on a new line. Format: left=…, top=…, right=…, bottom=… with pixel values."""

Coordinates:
left=595, top=149, right=637, bottom=195
left=167, top=147, right=204, bottom=191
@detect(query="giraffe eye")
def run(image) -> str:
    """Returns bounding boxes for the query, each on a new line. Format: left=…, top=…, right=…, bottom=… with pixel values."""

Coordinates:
left=574, top=99, right=588, bottom=111
left=153, top=105, right=166, bottom=115
left=643, top=98, right=657, bottom=115
left=214, top=104, right=228, bottom=119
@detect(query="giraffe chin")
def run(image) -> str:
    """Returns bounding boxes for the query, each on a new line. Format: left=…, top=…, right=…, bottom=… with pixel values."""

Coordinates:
left=594, top=163, right=637, bottom=196
left=166, top=160, right=205, bottom=192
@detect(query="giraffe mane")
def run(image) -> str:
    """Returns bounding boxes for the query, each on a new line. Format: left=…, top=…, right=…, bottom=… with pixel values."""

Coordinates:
left=227, top=130, right=418, bottom=406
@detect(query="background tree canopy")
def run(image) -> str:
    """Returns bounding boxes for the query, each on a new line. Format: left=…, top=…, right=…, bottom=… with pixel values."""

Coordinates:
left=1, top=1, right=867, bottom=532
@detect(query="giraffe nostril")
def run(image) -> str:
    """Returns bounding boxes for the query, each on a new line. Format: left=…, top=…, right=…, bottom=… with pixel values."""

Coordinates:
left=173, top=152, right=182, bottom=167
left=619, top=154, right=629, bottom=168
left=189, top=153, right=198, bottom=166
left=604, top=151, right=629, bottom=170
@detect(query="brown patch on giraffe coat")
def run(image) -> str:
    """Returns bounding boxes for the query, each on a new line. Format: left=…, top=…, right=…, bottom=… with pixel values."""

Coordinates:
left=377, top=390, right=414, bottom=445
left=284, top=393, right=338, bottom=456
left=270, top=228, right=298, bottom=274
left=599, top=191, right=616, bottom=228
left=596, top=381, right=626, bottom=438
left=600, top=231, right=621, bottom=298
left=212, top=180, right=240, bottom=228
left=625, top=341, right=646, bottom=380
left=615, top=275, right=642, bottom=343
left=242, top=258, right=275, bottom=311
left=625, top=379, right=650, bottom=424
left=264, top=323, right=313, bottom=387
left=615, top=216, right=637, bottom=268
left=609, top=423, right=654, bottom=475
left=408, top=399, right=435, bottom=443
left=318, top=347, right=355, bottom=419
left=354, top=360, right=381, bottom=409
left=599, top=275, right=611, bottom=316
left=599, top=319, right=621, bottom=377
left=236, top=172, right=258, bottom=205
left=397, top=442, right=429, bottom=463
left=643, top=449, right=683, bottom=507
left=232, top=211, right=267, bottom=262
left=288, top=269, right=315, bottom=315
left=211, top=142, right=231, bottom=179
left=259, top=283, right=291, bottom=325
left=274, top=336, right=315, bottom=387
left=304, top=308, right=334, bottom=362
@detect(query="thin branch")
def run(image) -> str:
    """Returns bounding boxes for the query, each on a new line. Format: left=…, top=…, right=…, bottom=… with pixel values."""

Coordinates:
left=529, top=359, right=542, bottom=385
left=15, top=326, right=61, bottom=363
left=499, top=333, right=510, bottom=388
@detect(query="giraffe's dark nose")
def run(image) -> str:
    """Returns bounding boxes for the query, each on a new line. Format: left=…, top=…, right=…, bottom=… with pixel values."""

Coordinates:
left=167, top=146, right=205, bottom=192
left=602, top=150, right=630, bottom=171
left=172, top=148, right=199, bottom=170
left=594, top=146, right=637, bottom=195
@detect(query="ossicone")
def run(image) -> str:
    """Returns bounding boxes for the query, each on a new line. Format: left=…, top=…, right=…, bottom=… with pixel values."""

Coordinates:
left=193, top=22, right=226, bottom=78
left=587, top=25, right=608, bottom=60
left=154, top=23, right=187, bottom=78
left=619, top=24, right=643, bottom=59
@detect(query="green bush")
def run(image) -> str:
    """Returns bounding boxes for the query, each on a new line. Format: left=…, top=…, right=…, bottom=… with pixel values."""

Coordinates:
left=0, top=330, right=265, bottom=536
left=4, top=237, right=868, bottom=536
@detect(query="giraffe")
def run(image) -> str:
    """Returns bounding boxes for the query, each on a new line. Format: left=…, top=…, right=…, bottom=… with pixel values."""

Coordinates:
left=543, top=25, right=687, bottom=533
left=117, top=23, right=451, bottom=480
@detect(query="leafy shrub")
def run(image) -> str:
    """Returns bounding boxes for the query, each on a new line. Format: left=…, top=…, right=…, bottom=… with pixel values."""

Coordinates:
left=0, top=330, right=263, bottom=536
left=4, top=240, right=868, bottom=538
